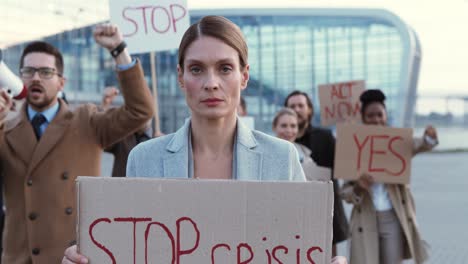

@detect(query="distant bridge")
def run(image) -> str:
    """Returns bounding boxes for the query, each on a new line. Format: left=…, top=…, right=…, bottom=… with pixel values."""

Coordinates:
left=417, top=94, right=468, bottom=124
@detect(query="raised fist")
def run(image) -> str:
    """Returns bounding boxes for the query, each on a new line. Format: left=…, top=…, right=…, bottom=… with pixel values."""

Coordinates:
left=93, top=24, right=124, bottom=51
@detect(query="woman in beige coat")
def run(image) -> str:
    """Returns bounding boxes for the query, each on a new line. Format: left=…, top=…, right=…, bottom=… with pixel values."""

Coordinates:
left=341, top=89, right=437, bottom=264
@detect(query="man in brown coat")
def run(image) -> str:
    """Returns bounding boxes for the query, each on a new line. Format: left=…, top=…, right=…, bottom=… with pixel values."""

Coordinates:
left=0, top=24, right=154, bottom=263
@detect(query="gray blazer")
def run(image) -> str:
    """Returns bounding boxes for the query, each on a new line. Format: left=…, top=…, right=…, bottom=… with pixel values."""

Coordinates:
left=127, top=118, right=306, bottom=181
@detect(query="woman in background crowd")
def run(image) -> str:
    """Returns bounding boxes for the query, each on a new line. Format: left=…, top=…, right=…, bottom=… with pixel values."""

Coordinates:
left=341, top=89, right=438, bottom=264
left=272, top=108, right=330, bottom=181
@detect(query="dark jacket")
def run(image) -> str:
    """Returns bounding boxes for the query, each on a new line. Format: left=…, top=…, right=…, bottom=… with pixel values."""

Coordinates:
left=105, top=131, right=151, bottom=177
left=296, top=125, right=349, bottom=244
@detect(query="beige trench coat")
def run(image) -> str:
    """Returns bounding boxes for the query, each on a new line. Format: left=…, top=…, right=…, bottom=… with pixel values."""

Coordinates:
left=0, top=62, right=154, bottom=264
left=341, top=138, right=434, bottom=264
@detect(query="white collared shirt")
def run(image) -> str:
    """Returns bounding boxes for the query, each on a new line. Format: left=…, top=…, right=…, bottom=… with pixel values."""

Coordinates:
left=370, top=183, right=393, bottom=211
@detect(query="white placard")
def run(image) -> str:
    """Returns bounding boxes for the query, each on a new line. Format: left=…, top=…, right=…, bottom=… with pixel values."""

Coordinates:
left=109, top=0, right=191, bottom=54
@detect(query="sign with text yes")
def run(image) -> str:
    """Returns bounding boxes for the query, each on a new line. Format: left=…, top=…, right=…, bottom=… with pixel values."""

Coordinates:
left=334, top=123, right=413, bottom=184
left=77, top=177, right=333, bottom=264
left=318, top=80, right=365, bottom=126
left=109, top=0, right=190, bottom=54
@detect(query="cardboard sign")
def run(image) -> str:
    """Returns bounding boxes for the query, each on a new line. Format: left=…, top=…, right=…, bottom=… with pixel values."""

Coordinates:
left=303, top=163, right=331, bottom=182
left=334, top=123, right=413, bottom=184
left=318, top=80, right=365, bottom=126
left=109, top=0, right=190, bottom=54
left=77, top=177, right=333, bottom=263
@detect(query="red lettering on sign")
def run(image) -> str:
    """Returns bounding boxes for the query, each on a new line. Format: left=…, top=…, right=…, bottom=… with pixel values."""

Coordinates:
left=88, top=218, right=327, bottom=263
left=351, top=101, right=360, bottom=116
left=368, top=135, right=390, bottom=173
left=388, top=136, right=406, bottom=176
left=353, top=133, right=407, bottom=177
left=353, top=134, right=370, bottom=170
left=176, top=217, right=200, bottom=263
left=306, top=246, right=323, bottom=264
left=151, top=6, right=171, bottom=33
left=122, top=8, right=138, bottom=37
left=114, top=217, right=151, bottom=264
left=237, top=243, right=254, bottom=264
left=121, top=5, right=187, bottom=37
left=144, top=221, right=176, bottom=264
left=295, top=235, right=301, bottom=264
left=170, top=4, right=187, bottom=33
left=136, top=6, right=153, bottom=34
left=324, top=102, right=361, bottom=121
left=272, top=245, right=288, bottom=264
left=89, top=218, right=116, bottom=264
left=211, top=243, right=231, bottom=264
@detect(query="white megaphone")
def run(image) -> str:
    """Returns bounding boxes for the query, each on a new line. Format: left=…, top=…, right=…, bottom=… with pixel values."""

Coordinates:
left=0, top=49, right=27, bottom=99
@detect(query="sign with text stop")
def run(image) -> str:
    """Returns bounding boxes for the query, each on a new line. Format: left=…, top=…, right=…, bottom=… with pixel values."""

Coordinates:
left=109, top=0, right=190, bottom=54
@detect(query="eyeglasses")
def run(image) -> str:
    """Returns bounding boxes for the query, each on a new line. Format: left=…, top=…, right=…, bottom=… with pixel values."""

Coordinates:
left=20, top=67, right=62, bottom=79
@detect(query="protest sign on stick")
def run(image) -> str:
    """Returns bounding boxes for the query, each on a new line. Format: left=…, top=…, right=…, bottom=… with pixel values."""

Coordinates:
left=109, top=0, right=190, bottom=54
left=318, top=80, right=365, bottom=126
left=109, top=0, right=191, bottom=135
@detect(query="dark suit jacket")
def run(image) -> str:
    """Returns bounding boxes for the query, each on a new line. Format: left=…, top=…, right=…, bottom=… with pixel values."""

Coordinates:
left=105, top=131, right=151, bottom=177
left=296, top=125, right=349, bottom=244
left=0, top=62, right=154, bottom=264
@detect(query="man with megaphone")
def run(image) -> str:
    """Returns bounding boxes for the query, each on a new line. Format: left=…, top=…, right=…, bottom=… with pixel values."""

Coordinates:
left=0, top=24, right=154, bottom=264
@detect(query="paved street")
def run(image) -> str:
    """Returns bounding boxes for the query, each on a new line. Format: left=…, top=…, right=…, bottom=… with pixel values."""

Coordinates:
left=102, top=151, right=468, bottom=263
left=336, top=152, right=468, bottom=263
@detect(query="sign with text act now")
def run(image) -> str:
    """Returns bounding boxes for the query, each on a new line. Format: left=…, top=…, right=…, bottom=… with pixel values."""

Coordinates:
left=318, top=80, right=365, bottom=126
left=334, top=123, right=413, bottom=184
left=77, top=177, right=333, bottom=264
left=109, top=0, right=190, bottom=54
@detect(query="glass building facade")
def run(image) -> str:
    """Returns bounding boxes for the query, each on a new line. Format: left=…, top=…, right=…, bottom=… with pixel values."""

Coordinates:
left=2, top=8, right=421, bottom=133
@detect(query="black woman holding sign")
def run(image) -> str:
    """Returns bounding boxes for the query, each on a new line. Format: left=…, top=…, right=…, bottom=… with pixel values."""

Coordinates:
left=341, top=89, right=438, bottom=264
left=62, top=16, right=347, bottom=264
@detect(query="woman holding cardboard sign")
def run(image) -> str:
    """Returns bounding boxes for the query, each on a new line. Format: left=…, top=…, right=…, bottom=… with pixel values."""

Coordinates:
left=272, top=108, right=331, bottom=182
left=63, top=16, right=347, bottom=264
left=341, top=89, right=438, bottom=264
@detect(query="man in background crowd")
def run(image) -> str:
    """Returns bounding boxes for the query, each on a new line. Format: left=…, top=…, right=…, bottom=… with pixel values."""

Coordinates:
left=0, top=24, right=154, bottom=263
left=285, top=90, right=349, bottom=256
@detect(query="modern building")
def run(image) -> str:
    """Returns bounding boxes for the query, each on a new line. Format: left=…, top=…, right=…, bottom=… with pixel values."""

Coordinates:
left=2, top=8, right=421, bottom=132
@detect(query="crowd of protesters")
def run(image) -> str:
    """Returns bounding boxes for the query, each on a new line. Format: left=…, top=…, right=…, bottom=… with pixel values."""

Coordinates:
left=0, top=15, right=438, bottom=264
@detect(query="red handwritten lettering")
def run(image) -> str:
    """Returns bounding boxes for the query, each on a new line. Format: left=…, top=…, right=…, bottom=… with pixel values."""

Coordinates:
left=136, top=6, right=153, bottom=34
left=122, top=8, right=138, bottom=37
left=237, top=243, right=254, bottom=264
left=151, top=6, right=171, bottom=33
left=89, top=218, right=116, bottom=264
left=337, top=102, right=351, bottom=119
left=306, top=246, right=323, bottom=264
left=388, top=136, right=406, bottom=176
left=353, top=134, right=370, bottom=170
left=114, top=217, right=151, bottom=264
left=272, top=245, right=288, bottom=264
left=88, top=217, right=326, bottom=263
left=144, top=221, right=176, bottom=264
left=369, top=135, right=390, bottom=173
left=295, top=235, right=301, bottom=264
left=120, top=5, right=187, bottom=37
left=170, top=4, right=187, bottom=33
left=331, top=83, right=353, bottom=100
left=211, top=243, right=231, bottom=264
left=352, top=101, right=360, bottom=116
left=176, top=217, right=200, bottom=263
